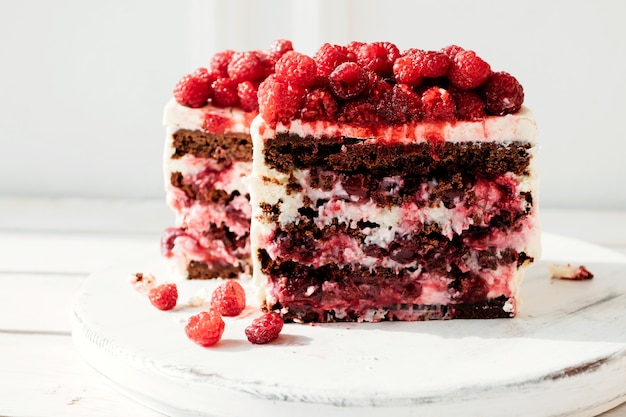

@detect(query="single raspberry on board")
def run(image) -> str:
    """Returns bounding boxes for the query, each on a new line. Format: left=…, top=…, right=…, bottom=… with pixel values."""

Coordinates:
left=210, top=281, right=246, bottom=317
left=300, top=88, right=339, bottom=121
left=210, top=49, right=235, bottom=77
left=185, top=310, right=225, bottom=347
left=211, top=77, right=239, bottom=107
left=258, top=74, right=306, bottom=126
left=267, top=39, right=294, bottom=63
left=421, top=87, right=456, bottom=122
left=148, top=283, right=178, bottom=311
left=237, top=81, right=259, bottom=112
left=448, top=50, right=491, bottom=90
left=227, top=51, right=266, bottom=83
left=452, top=89, right=486, bottom=120
left=314, top=43, right=353, bottom=78
left=275, top=51, right=317, bottom=88
left=245, top=313, right=284, bottom=344
left=482, top=71, right=524, bottom=115
left=173, top=72, right=212, bottom=108
left=328, top=62, right=368, bottom=100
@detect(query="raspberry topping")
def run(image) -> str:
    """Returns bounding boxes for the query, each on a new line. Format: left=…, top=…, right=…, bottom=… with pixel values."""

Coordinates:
left=185, top=310, right=225, bottom=347
left=257, top=75, right=306, bottom=127
left=356, top=42, right=393, bottom=77
left=211, top=77, right=239, bottom=108
left=267, top=39, right=294, bottom=63
left=173, top=71, right=212, bottom=108
left=453, top=89, right=486, bottom=120
left=328, top=62, right=368, bottom=100
left=448, top=50, right=492, bottom=90
left=210, top=50, right=235, bottom=77
left=417, top=50, right=451, bottom=78
left=314, top=43, right=353, bottom=78
left=393, top=54, right=425, bottom=86
left=210, top=281, right=246, bottom=317
left=482, top=71, right=524, bottom=115
left=227, top=51, right=266, bottom=83
left=237, top=81, right=259, bottom=112
left=275, top=51, right=317, bottom=88
left=440, top=44, right=465, bottom=59
left=421, top=87, right=456, bottom=122
left=245, top=313, right=284, bottom=344
left=301, top=88, right=338, bottom=121
left=148, top=283, right=178, bottom=311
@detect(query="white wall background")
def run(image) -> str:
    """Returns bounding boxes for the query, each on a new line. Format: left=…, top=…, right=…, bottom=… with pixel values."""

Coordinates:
left=1, top=0, right=625, bottom=209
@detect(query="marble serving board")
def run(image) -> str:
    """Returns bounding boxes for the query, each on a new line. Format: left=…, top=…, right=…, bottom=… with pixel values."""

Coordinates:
left=72, top=233, right=626, bottom=417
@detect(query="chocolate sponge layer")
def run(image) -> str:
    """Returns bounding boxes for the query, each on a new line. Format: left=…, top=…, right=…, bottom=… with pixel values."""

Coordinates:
left=172, top=129, right=252, bottom=161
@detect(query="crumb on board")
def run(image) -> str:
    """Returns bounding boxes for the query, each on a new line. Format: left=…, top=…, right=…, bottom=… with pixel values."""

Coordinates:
left=548, top=263, right=594, bottom=280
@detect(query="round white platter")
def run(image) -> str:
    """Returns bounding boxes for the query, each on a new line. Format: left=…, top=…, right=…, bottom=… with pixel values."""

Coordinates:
left=72, top=233, right=626, bottom=417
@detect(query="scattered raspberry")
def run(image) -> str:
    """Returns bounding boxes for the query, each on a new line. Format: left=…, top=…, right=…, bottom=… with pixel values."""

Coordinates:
left=203, top=113, right=230, bottom=133
left=448, top=50, right=491, bottom=89
left=421, top=87, right=456, bottom=122
left=210, top=281, right=246, bottom=316
left=314, top=43, right=353, bottom=78
left=148, top=283, right=178, bottom=311
left=245, top=313, right=284, bottom=344
left=267, top=39, right=294, bottom=63
left=338, top=99, right=380, bottom=126
left=237, top=81, right=259, bottom=112
left=275, top=51, right=317, bottom=88
left=300, top=88, right=338, bottom=121
left=482, top=71, right=524, bottom=115
left=393, top=54, right=425, bottom=86
left=452, top=89, right=486, bottom=120
left=210, top=50, right=235, bottom=77
left=173, top=72, right=211, bottom=108
left=211, top=77, right=239, bottom=107
left=258, top=74, right=306, bottom=127
left=185, top=310, right=225, bottom=347
left=440, top=44, right=465, bottom=59
left=356, top=42, right=392, bottom=76
left=129, top=272, right=156, bottom=296
left=227, top=51, right=266, bottom=83
left=328, top=62, right=368, bottom=100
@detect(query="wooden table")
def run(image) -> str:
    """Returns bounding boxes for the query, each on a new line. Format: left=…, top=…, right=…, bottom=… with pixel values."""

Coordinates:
left=1, top=197, right=625, bottom=416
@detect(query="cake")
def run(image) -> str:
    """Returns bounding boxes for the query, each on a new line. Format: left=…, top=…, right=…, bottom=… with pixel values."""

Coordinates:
left=161, top=40, right=294, bottom=280
left=249, top=42, right=540, bottom=322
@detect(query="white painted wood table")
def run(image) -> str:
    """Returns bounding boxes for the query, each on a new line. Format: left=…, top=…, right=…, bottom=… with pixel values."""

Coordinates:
left=1, top=197, right=626, bottom=417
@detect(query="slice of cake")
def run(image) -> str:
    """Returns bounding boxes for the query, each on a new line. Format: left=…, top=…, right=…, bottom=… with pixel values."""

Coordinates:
left=162, top=40, right=294, bottom=280
left=249, top=42, right=540, bottom=322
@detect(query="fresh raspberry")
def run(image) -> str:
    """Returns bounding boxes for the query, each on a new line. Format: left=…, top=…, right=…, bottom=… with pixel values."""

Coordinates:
left=211, top=77, right=239, bottom=107
left=452, top=89, right=486, bottom=120
left=313, top=43, right=353, bottom=78
left=185, top=310, right=225, bottom=347
left=448, top=50, right=491, bottom=90
left=377, top=41, right=401, bottom=67
left=237, top=81, right=259, bottom=112
left=440, top=44, right=465, bottom=59
left=267, top=39, right=294, bottom=63
left=210, top=281, right=246, bottom=317
left=245, top=313, right=284, bottom=344
left=421, top=87, right=456, bottom=122
left=210, top=50, right=235, bottom=77
left=274, top=51, right=317, bottom=88
left=393, top=54, right=424, bottom=86
left=417, top=51, right=451, bottom=78
left=388, top=83, right=422, bottom=123
left=328, top=62, right=368, bottom=100
left=482, top=71, right=524, bottom=115
left=338, top=99, right=380, bottom=126
left=356, top=42, right=392, bottom=76
left=173, top=72, right=211, bottom=108
left=148, top=283, right=178, bottom=311
left=366, top=72, right=393, bottom=104
left=258, top=74, right=306, bottom=127
left=227, top=51, right=266, bottom=83
left=345, top=41, right=365, bottom=56
left=203, top=113, right=230, bottom=133
left=300, top=88, right=338, bottom=121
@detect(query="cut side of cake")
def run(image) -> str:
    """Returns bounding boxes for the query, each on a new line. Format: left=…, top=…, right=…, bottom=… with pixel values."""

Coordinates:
left=249, top=42, right=540, bottom=322
left=162, top=41, right=294, bottom=280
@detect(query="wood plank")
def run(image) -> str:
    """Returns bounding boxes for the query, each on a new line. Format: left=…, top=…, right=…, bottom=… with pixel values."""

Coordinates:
left=0, top=333, right=164, bottom=417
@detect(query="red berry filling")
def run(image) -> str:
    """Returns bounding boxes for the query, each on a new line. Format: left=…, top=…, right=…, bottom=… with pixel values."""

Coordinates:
left=185, top=310, right=225, bottom=347
left=245, top=313, right=284, bottom=344
left=210, top=281, right=246, bottom=317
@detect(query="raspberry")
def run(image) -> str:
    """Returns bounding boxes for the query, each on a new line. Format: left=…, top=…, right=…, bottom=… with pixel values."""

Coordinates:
left=210, top=50, right=235, bottom=77
left=345, top=41, right=365, bottom=56
left=393, top=54, right=424, bottom=86
left=417, top=51, right=451, bottom=78
left=211, top=77, right=239, bottom=107
left=185, top=310, right=225, bottom=347
left=237, top=81, right=259, bottom=112
left=173, top=72, right=211, bottom=108
left=148, top=283, right=178, bottom=311
left=338, top=99, right=380, bottom=126
left=448, top=50, right=491, bottom=90
left=452, top=89, right=486, bottom=120
left=267, top=39, right=294, bottom=63
left=482, top=71, right=524, bottom=115
left=387, top=83, right=422, bottom=124
left=245, top=313, right=284, bottom=344
left=210, top=281, right=246, bottom=316
left=421, top=87, right=456, bottom=122
left=440, top=44, right=465, bottom=59
left=328, top=62, right=368, bottom=100
left=274, top=51, right=317, bottom=88
left=314, top=43, right=353, bottom=78
left=356, top=42, right=392, bottom=76
left=300, top=88, right=338, bottom=121
left=227, top=51, right=266, bottom=83
left=258, top=74, right=306, bottom=127
left=203, top=113, right=230, bottom=133
left=377, top=41, right=401, bottom=66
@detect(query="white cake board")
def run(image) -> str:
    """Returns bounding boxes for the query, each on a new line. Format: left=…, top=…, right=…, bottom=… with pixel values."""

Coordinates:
left=72, top=233, right=626, bottom=417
